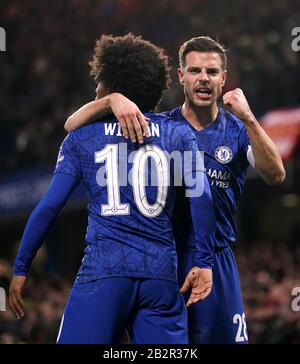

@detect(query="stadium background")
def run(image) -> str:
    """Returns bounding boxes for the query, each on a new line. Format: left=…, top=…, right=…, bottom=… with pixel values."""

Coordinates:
left=0, top=0, right=300, bottom=344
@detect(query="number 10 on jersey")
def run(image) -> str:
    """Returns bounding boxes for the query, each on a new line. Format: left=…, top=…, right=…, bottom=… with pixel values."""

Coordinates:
left=95, top=144, right=169, bottom=218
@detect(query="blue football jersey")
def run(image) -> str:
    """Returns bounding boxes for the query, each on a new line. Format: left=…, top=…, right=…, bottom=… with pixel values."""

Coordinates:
left=55, top=113, right=214, bottom=284
left=167, top=107, right=251, bottom=250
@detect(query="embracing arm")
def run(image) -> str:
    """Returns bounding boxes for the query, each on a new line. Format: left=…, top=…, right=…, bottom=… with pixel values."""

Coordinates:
left=9, top=173, right=78, bottom=318
left=65, top=93, right=150, bottom=143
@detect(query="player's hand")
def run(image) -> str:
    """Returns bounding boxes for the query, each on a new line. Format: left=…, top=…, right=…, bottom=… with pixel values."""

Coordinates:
left=109, top=93, right=151, bottom=144
left=9, top=275, right=27, bottom=319
left=180, top=267, right=213, bottom=307
left=223, top=88, right=254, bottom=123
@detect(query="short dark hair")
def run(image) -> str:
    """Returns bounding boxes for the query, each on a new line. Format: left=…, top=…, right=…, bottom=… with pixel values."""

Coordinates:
left=89, top=33, right=171, bottom=111
left=179, top=36, right=227, bottom=69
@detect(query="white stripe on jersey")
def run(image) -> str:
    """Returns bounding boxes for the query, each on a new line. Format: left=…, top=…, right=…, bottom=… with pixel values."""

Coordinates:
left=247, top=145, right=255, bottom=168
left=56, top=314, right=65, bottom=343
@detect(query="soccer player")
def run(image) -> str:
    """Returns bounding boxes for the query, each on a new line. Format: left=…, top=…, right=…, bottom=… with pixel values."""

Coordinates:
left=9, top=34, right=215, bottom=344
left=64, top=36, right=286, bottom=344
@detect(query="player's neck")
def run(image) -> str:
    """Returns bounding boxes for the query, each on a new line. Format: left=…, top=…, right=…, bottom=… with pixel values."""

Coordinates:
left=181, top=101, right=219, bottom=131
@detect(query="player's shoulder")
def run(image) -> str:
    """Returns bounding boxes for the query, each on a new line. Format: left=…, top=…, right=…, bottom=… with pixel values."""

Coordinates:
left=152, top=110, right=190, bottom=130
left=162, top=107, right=194, bottom=133
left=70, top=122, right=96, bottom=139
left=71, top=116, right=118, bottom=141
left=151, top=114, right=196, bottom=153
left=146, top=111, right=191, bottom=139
left=162, top=107, right=181, bottom=119
left=146, top=112, right=173, bottom=124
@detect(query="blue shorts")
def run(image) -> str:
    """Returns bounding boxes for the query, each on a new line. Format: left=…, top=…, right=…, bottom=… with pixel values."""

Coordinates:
left=178, top=247, right=248, bottom=344
left=57, top=278, right=188, bottom=344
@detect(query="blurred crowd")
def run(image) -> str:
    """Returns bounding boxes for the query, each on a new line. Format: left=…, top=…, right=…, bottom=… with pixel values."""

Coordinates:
left=0, top=258, right=70, bottom=344
left=0, top=240, right=300, bottom=344
left=237, top=241, right=300, bottom=344
left=1, top=0, right=300, bottom=176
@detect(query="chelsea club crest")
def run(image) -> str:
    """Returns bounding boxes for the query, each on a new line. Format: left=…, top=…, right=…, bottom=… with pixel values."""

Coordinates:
left=215, top=146, right=233, bottom=164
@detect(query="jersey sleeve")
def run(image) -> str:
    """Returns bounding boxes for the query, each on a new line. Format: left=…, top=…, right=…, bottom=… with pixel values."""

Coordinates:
left=13, top=173, right=79, bottom=276
left=54, top=132, right=81, bottom=179
left=181, top=134, right=215, bottom=269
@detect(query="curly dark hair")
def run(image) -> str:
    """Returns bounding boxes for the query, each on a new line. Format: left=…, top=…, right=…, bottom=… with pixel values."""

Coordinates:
left=89, top=33, right=171, bottom=111
left=179, top=36, right=227, bottom=70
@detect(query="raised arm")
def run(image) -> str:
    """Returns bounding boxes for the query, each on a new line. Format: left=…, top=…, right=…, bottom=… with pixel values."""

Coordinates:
left=65, top=93, right=150, bottom=144
left=223, top=88, right=286, bottom=185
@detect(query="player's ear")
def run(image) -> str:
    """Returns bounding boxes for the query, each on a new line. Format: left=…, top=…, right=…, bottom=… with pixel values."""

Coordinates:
left=221, top=69, right=227, bottom=87
left=178, top=68, right=184, bottom=86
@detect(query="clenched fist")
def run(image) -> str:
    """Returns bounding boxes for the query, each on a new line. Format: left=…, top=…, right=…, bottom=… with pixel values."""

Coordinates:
left=223, top=88, right=254, bottom=123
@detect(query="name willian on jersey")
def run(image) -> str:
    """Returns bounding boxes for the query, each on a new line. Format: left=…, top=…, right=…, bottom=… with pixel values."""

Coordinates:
left=105, top=122, right=160, bottom=138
